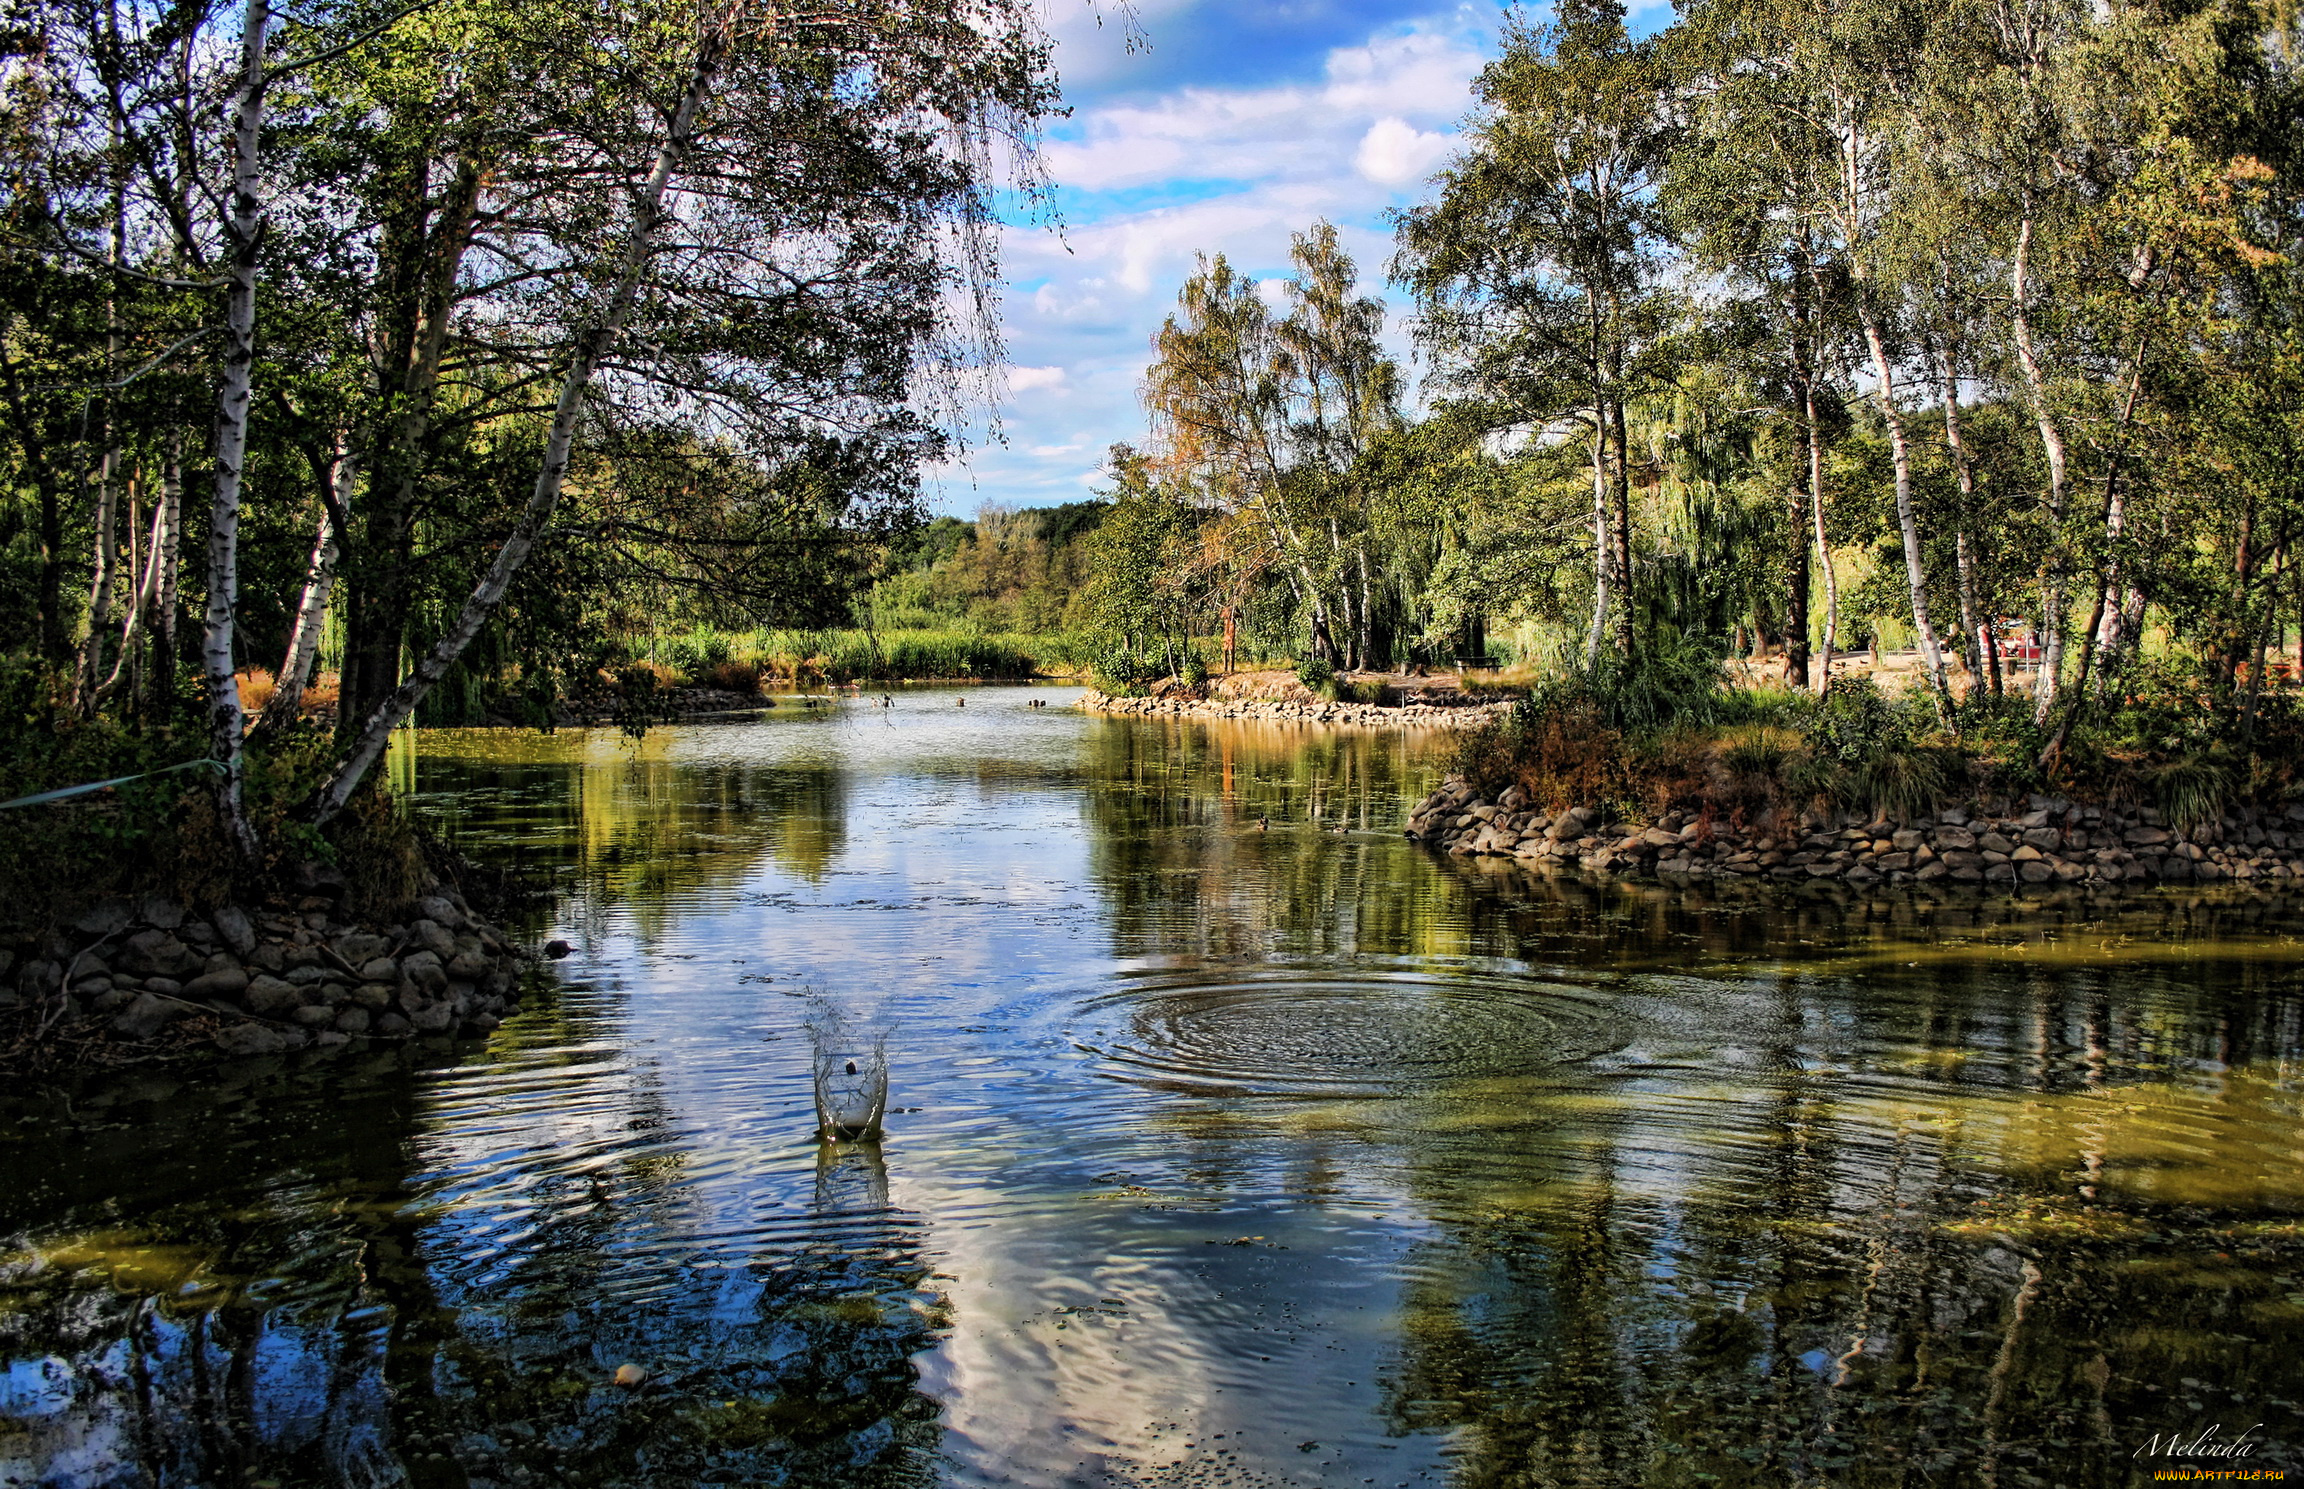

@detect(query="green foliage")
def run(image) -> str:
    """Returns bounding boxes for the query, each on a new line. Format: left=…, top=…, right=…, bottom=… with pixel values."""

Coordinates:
left=1296, top=654, right=1336, bottom=693
left=1179, top=653, right=1209, bottom=688
left=1521, top=636, right=1730, bottom=733
left=2147, top=753, right=2236, bottom=832
left=1091, top=650, right=1157, bottom=697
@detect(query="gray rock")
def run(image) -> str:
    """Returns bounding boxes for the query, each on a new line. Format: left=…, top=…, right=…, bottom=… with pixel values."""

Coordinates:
left=109, top=992, right=184, bottom=1040
left=120, top=930, right=201, bottom=978
left=358, top=956, right=397, bottom=982
left=215, top=1021, right=291, bottom=1057
left=401, top=950, right=448, bottom=991
left=353, top=982, right=395, bottom=1009
left=139, top=895, right=185, bottom=931
left=413, top=920, right=457, bottom=959
left=334, top=1007, right=371, bottom=1034
left=2018, top=860, right=2055, bottom=883
left=410, top=1002, right=455, bottom=1033
left=2021, top=827, right=2063, bottom=851
left=334, top=933, right=391, bottom=966
left=292, top=1004, right=336, bottom=1027
left=313, top=1030, right=352, bottom=1050
left=182, top=968, right=250, bottom=1001
left=92, top=987, right=134, bottom=1014
left=245, top=975, right=302, bottom=1014
left=212, top=905, right=258, bottom=956
left=143, top=976, right=182, bottom=998
left=375, top=1012, right=412, bottom=1036
left=73, top=898, right=137, bottom=937
left=200, top=949, right=240, bottom=976
left=285, top=964, right=331, bottom=987
left=1977, top=832, right=2015, bottom=855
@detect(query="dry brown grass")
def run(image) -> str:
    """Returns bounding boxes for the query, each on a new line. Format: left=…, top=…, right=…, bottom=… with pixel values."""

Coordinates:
left=708, top=660, right=762, bottom=693
left=235, top=667, right=277, bottom=716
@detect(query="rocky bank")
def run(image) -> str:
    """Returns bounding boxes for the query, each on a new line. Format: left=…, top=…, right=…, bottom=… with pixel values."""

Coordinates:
left=1079, top=687, right=1513, bottom=729
left=1, top=878, right=535, bottom=1069
left=1407, top=775, right=2304, bottom=890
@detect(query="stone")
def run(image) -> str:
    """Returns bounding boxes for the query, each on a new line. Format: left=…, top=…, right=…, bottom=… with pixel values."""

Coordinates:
left=2124, top=826, right=2171, bottom=846
left=182, top=967, right=250, bottom=1001
left=2012, top=845, right=2044, bottom=862
left=245, top=975, right=302, bottom=1014
left=1890, top=829, right=1924, bottom=851
left=353, top=982, right=395, bottom=1009
left=1978, top=832, right=2015, bottom=855
left=313, top=1031, right=352, bottom=1050
left=212, top=905, right=258, bottom=956
left=285, top=964, right=331, bottom=987
left=413, top=920, right=457, bottom=959
left=215, top=1021, right=291, bottom=1057
left=143, top=976, right=182, bottom=998
left=120, top=930, right=201, bottom=979
left=376, top=1013, right=412, bottom=1036
left=1934, top=826, right=1977, bottom=851
left=1915, top=861, right=1950, bottom=882
left=92, top=987, right=134, bottom=1014
left=1640, top=828, right=1680, bottom=849
left=73, top=898, right=137, bottom=938
left=292, top=1004, right=336, bottom=1027
left=334, top=933, right=391, bottom=966
left=359, top=957, right=397, bottom=982
left=318, top=982, right=351, bottom=1006
left=2018, top=860, right=2055, bottom=883
left=401, top=950, right=448, bottom=992
left=410, top=1002, right=455, bottom=1033
left=138, top=895, right=185, bottom=931
left=334, top=1007, right=371, bottom=1034
left=109, top=992, right=185, bottom=1041
left=2021, top=827, right=2063, bottom=851
left=544, top=940, right=573, bottom=960
left=201, top=950, right=239, bottom=976
left=1876, top=852, right=1913, bottom=872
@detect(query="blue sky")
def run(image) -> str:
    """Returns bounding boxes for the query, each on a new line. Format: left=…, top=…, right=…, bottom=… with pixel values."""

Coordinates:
left=926, top=0, right=1508, bottom=515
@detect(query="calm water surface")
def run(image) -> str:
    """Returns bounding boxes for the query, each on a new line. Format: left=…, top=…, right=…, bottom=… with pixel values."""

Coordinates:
left=5, top=686, right=2303, bottom=1488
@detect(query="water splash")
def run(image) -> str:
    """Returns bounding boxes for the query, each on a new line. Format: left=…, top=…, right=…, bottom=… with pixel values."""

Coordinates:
left=806, top=999, right=889, bottom=1140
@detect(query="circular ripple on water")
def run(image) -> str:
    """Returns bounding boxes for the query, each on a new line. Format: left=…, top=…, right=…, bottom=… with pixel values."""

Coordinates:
left=1072, top=967, right=1629, bottom=1097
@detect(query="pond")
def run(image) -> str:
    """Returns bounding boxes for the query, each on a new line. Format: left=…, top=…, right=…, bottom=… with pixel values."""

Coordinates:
left=4, top=685, right=2302, bottom=1488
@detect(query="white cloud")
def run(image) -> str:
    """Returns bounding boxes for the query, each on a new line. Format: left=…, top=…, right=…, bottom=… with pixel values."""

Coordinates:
left=1007, top=365, right=1069, bottom=391
left=1354, top=116, right=1454, bottom=187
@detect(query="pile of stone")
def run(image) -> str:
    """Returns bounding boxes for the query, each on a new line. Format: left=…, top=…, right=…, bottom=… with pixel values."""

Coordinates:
left=1, top=882, right=530, bottom=1059
left=1406, top=774, right=2304, bottom=889
left=1079, top=688, right=1512, bottom=730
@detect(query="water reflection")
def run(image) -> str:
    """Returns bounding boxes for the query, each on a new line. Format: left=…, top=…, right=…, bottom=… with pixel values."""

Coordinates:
left=2, top=688, right=2300, bottom=1488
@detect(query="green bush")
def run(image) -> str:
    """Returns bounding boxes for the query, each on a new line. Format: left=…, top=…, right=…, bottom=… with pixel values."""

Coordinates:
left=1296, top=654, right=1335, bottom=693
left=1180, top=653, right=1209, bottom=688
left=1091, top=649, right=1156, bottom=696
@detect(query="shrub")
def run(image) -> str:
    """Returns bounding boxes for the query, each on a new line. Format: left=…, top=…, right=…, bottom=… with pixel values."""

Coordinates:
left=1091, top=649, right=1156, bottom=696
left=1296, top=654, right=1335, bottom=692
left=708, top=660, right=762, bottom=694
left=2148, top=752, right=2235, bottom=831
left=1180, top=653, right=1209, bottom=688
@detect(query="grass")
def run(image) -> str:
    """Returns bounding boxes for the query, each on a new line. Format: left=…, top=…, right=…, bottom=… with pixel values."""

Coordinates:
left=636, top=627, right=1097, bottom=686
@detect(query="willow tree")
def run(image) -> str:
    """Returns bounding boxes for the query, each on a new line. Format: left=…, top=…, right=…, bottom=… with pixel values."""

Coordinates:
left=1395, top=0, right=1677, bottom=660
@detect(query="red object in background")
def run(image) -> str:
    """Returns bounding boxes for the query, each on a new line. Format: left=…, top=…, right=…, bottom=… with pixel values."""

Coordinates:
left=1992, top=621, right=2042, bottom=664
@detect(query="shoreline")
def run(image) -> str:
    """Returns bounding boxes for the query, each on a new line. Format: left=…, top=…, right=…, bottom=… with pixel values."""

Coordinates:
left=1, top=878, right=539, bottom=1080
left=1076, top=687, right=1512, bottom=729
left=1406, top=772, right=2304, bottom=895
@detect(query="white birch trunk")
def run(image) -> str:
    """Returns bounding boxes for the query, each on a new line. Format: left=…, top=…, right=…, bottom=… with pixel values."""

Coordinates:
left=2010, top=214, right=2069, bottom=722
left=257, top=454, right=349, bottom=735
left=202, top=0, right=269, bottom=862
